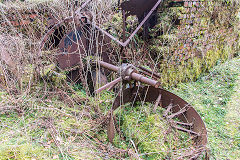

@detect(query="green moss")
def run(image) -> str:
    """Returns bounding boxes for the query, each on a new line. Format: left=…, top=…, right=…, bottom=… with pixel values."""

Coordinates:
left=156, top=45, right=235, bottom=88
left=115, top=102, right=194, bottom=159
left=147, top=0, right=239, bottom=88
left=0, top=142, right=49, bottom=160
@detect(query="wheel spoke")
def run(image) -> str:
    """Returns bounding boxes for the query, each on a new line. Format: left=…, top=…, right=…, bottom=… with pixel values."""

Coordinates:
left=167, top=107, right=188, bottom=119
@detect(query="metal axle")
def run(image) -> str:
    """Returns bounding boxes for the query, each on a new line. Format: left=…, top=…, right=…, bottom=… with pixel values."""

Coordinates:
left=95, top=61, right=161, bottom=94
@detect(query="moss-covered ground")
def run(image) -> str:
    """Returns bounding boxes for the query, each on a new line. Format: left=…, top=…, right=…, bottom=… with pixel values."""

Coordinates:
left=114, top=103, right=194, bottom=159
left=0, top=56, right=239, bottom=159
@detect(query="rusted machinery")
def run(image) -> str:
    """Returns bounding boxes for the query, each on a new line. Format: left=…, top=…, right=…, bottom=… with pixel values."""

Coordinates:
left=2, top=0, right=208, bottom=158
left=97, top=60, right=207, bottom=159
left=38, top=0, right=208, bottom=158
left=39, top=0, right=163, bottom=90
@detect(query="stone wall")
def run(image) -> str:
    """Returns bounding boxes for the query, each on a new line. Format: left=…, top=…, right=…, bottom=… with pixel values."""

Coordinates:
left=147, top=0, right=240, bottom=87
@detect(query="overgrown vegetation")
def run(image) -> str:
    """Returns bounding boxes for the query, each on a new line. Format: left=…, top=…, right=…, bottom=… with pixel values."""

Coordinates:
left=1, top=56, right=239, bottom=159
left=172, top=57, right=240, bottom=159
left=116, top=103, right=194, bottom=159
left=0, top=0, right=240, bottom=159
left=146, top=0, right=240, bottom=87
left=0, top=86, right=196, bottom=159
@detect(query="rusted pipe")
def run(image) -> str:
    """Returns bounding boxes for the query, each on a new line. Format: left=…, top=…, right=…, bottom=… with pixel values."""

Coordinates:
left=95, top=77, right=122, bottom=94
left=98, top=61, right=119, bottom=72
left=98, top=61, right=160, bottom=88
left=138, top=66, right=161, bottom=79
left=131, top=72, right=160, bottom=88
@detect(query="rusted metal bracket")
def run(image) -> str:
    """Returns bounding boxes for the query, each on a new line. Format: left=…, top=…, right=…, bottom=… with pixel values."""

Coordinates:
left=75, top=0, right=162, bottom=47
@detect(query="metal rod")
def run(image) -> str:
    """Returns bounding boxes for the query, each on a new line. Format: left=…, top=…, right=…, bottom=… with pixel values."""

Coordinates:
left=98, top=61, right=119, bottom=72
left=76, top=0, right=162, bottom=47
left=167, top=107, right=187, bottom=119
left=95, top=77, right=122, bottom=94
left=107, top=80, right=119, bottom=91
left=138, top=66, right=161, bottom=79
left=153, top=93, right=161, bottom=113
left=122, top=0, right=162, bottom=46
left=98, top=61, right=160, bottom=88
left=163, top=102, right=173, bottom=117
left=131, top=72, right=160, bottom=88
left=93, top=24, right=126, bottom=46
left=173, top=125, right=199, bottom=136
left=174, top=121, right=194, bottom=127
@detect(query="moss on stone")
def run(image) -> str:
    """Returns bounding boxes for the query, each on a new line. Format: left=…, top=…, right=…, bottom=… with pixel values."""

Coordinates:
left=146, top=0, right=240, bottom=88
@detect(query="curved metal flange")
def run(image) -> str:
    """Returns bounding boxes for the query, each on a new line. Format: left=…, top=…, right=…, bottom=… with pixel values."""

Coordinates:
left=109, top=85, right=207, bottom=156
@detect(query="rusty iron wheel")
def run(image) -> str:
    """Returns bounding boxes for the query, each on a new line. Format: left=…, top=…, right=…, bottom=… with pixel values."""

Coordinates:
left=106, top=85, right=208, bottom=159
left=95, top=61, right=207, bottom=159
left=40, top=19, right=112, bottom=93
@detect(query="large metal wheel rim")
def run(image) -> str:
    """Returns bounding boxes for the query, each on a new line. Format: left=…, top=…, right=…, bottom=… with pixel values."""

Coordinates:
left=112, top=86, right=207, bottom=156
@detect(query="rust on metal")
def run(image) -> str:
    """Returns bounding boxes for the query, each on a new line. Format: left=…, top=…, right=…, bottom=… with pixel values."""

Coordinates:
left=138, top=66, right=161, bottom=79
left=75, top=0, right=162, bottom=46
left=55, top=27, right=112, bottom=70
left=107, top=110, right=115, bottom=143
left=167, top=107, right=188, bottom=119
left=153, top=93, right=161, bottom=113
left=97, top=61, right=161, bottom=93
left=39, top=14, right=113, bottom=91
left=56, top=27, right=88, bottom=69
left=98, top=60, right=207, bottom=158
left=39, top=0, right=163, bottom=72
left=163, top=102, right=173, bottom=117
left=95, top=77, right=122, bottom=94
left=36, top=1, right=208, bottom=157
left=174, top=120, right=194, bottom=127
left=173, top=125, right=199, bottom=136
left=40, top=16, right=74, bottom=50
left=112, top=86, right=208, bottom=146
left=98, top=61, right=119, bottom=73
left=120, top=0, right=158, bottom=19
left=131, top=72, right=160, bottom=87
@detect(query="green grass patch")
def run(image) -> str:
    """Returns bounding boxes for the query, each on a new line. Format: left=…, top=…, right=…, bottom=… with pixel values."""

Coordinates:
left=171, top=57, right=240, bottom=159
left=114, top=102, right=195, bottom=159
